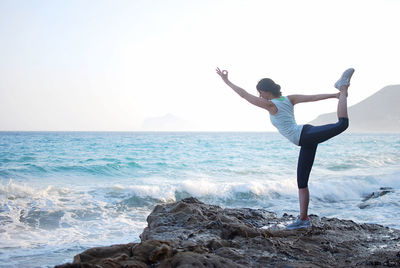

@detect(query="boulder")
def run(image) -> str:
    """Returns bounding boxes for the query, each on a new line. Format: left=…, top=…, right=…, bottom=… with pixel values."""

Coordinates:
left=57, top=197, right=400, bottom=267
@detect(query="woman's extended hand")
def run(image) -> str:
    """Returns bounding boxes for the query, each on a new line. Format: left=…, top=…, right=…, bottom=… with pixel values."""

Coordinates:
left=216, top=67, right=229, bottom=81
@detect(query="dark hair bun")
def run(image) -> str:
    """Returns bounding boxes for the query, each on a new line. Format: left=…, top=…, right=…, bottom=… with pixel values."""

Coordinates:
left=256, top=78, right=281, bottom=97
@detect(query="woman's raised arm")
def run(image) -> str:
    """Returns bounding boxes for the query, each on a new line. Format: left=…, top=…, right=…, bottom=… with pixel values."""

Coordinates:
left=216, top=68, right=276, bottom=113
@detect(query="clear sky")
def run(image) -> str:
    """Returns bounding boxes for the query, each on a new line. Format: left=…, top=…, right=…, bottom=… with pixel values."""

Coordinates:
left=0, top=0, right=399, bottom=131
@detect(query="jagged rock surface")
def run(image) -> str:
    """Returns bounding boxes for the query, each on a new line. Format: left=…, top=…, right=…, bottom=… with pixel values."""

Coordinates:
left=56, top=197, right=400, bottom=267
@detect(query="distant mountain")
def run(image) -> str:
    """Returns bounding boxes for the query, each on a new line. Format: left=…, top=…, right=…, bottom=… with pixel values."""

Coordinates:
left=141, top=113, right=192, bottom=131
left=309, top=85, right=400, bottom=133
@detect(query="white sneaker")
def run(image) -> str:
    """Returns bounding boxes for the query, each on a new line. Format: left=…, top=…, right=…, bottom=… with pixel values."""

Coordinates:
left=334, top=68, right=355, bottom=90
left=285, top=216, right=311, bottom=230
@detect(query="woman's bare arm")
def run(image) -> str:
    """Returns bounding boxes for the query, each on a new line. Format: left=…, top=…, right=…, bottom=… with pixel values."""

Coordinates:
left=288, top=93, right=339, bottom=105
left=216, top=68, right=277, bottom=113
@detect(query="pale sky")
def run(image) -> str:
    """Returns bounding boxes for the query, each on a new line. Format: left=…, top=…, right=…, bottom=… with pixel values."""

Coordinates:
left=0, top=0, right=399, bottom=131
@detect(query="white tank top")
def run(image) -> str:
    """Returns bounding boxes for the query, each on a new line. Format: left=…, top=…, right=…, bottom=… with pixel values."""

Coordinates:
left=269, top=96, right=303, bottom=145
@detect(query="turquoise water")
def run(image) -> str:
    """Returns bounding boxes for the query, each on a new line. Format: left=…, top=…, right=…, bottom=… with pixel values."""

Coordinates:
left=1, top=131, right=400, bottom=267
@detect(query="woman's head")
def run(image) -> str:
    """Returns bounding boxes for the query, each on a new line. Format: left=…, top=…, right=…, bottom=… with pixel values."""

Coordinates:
left=256, top=78, right=282, bottom=98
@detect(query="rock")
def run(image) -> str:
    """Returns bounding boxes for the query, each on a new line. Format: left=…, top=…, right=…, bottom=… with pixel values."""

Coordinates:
left=132, top=240, right=175, bottom=264
left=359, top=187, right=395, bottom=209
left=54, top=243, right=145, bottom=268
left=362, top=187, right=394, bottom=202
left=57, top=197, right=400, bottom=267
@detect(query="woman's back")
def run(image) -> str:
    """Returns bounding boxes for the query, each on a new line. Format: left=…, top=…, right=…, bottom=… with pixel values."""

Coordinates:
left=269, top=96, right=303, bottom=145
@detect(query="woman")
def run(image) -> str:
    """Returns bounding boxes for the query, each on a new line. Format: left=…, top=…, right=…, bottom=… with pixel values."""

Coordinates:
left=216, top=67, right=354, bottom=229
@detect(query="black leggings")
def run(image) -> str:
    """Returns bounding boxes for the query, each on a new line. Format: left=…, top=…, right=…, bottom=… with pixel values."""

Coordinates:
left=297, top=117, right=349, bottom=189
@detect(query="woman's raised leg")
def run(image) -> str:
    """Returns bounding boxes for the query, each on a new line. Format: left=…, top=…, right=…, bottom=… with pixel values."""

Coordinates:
left=337, top=85, right=349, bottom=119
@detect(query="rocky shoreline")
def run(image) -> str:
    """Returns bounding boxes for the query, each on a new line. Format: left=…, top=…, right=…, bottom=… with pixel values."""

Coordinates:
left=56, top=197, right=400, bottom=267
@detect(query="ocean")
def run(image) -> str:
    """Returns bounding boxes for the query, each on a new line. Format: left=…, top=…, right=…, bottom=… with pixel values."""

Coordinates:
left=0, top=131, right=399, bottom=267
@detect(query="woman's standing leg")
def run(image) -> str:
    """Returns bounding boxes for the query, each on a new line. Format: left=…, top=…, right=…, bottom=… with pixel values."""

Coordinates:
left=297, top=144, right=317, bottom=221
left=299, top=188, right=309, bottom=220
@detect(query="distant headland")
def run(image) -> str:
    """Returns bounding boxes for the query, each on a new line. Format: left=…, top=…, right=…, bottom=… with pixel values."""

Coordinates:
left=310, top=85, right=400, bottom=133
